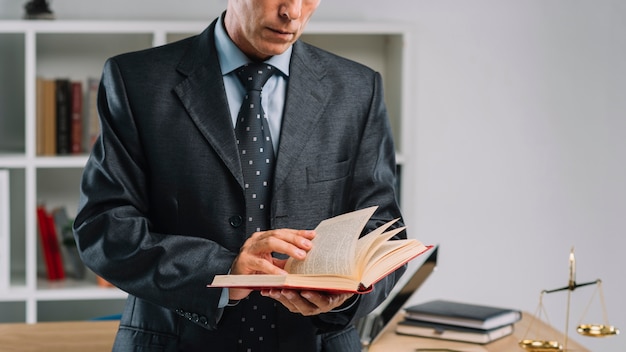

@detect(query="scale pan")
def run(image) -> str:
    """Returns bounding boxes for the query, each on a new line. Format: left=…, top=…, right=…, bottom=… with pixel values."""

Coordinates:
left=577, top=324, right=619, bottom=337
left=518, top=339, right=563, bottom=351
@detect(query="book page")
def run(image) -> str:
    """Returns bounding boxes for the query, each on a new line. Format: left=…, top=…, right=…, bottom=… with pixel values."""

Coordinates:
left=361, top=239, right=425, bottom=287
left=354, top=219, right=399, bottom=269
left=286, top=206, right=377, bottom=277
left=356, top=226, right=405, bottom=272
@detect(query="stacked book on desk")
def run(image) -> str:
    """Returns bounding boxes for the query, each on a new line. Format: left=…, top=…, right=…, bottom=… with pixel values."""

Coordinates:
left=396, top=299, right=522, bottom=344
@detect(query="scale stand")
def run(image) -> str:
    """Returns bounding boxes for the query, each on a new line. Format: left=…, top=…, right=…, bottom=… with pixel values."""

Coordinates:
left=519, top=247, right=619, bottom=351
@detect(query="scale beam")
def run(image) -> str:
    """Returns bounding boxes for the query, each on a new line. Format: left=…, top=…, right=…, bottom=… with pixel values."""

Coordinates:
left=542, top=279, right=599, bottom=294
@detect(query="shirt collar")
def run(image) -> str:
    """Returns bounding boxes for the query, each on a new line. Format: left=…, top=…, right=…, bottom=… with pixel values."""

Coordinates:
left=214, top=14, right=291, bottom=77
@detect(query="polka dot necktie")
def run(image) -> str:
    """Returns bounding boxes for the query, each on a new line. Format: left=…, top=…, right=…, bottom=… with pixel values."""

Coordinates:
left=235, top=63, right=276, bottom=235
left=234, top=62, right=278, bottom=352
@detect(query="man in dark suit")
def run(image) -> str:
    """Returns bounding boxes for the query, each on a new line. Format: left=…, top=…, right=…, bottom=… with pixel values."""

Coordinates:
left=73, top=0, right=406, bottom=351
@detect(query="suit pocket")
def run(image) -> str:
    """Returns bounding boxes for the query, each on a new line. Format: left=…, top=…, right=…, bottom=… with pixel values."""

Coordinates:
left=306, top=159, right=351, bottom=183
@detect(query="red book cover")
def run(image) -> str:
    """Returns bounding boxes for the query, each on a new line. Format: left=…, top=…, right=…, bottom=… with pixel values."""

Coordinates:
left=45, top=211, right=65, bottom=280
left=70, top=81, right=83, bottom=154
left=36, top=205, right=57, bottom=280
left=36, top=205, right=65, bottom=280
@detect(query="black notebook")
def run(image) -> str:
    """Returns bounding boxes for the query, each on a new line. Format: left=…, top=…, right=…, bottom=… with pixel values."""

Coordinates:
left=396, top=319, right=514, bottom=344
left=404, top=299, right=521, bottom=330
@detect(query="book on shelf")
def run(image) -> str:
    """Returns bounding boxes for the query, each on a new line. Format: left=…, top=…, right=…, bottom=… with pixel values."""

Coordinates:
left=36, top=76, right=93, bottom=155
left=209, top=206, right=431, bottom=293
left=36, top=204, right=65, bottom=281
left=70, top=81, right=83, bottom=154
left=0, top=169, right=9, bottom=290
left=36, top=78, right=45, bottom=156
left=52, top=206, right=86, bottom=279
left=55, top=78, right=72, bottom=155
left=395, top=318, right=514, bottom=344
left=403, top=299, right=522, bottom=331
left=36, top=78, right=57, bottom=156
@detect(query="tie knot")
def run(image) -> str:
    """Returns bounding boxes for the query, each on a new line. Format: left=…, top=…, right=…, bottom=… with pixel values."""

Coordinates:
left=237, top=63, right=275, bottom=92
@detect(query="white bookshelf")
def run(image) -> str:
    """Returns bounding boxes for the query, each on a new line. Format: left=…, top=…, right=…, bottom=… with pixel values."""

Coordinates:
left=0, top=20, right=410, bottom=323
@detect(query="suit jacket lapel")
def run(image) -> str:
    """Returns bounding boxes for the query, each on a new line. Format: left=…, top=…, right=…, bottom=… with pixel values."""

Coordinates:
left=172, top=32, right=331, bottom=192
left=173, top=22, right=244, bottom=188
left=274, top=42, right=330, bottom=191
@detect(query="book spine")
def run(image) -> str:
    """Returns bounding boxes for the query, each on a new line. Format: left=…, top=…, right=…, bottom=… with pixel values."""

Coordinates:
left=70, top=81, right=83, bottom=154
left=0, top=170, right=10, bottom=290
left=36, top=205, right=56, bottom=280
left=36, top=78, right=45, bottom=156
left=52, top=207, right=86, bottom=279
left=55, top=79, right=72, bottom=155
left=45, top=210, right=65, bottom=280
left=43, top=79, right=57, bottom=156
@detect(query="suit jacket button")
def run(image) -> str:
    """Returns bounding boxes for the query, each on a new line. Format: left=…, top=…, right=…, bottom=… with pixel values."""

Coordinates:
left=229, top=215, right=243, bottom=228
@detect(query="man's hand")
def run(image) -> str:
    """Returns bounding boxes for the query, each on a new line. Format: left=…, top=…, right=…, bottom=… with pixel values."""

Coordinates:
left=229, top=229, right=315, bottom=300
left=261, top=289, right=354, bottom=316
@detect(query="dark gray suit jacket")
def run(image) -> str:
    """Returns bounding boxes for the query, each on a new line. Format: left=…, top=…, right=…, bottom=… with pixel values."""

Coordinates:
left=74, top=19, right=405, bottom=352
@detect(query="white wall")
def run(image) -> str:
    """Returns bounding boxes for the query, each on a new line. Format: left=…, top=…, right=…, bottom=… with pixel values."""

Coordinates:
left=2, top=1, right=624, bottom=350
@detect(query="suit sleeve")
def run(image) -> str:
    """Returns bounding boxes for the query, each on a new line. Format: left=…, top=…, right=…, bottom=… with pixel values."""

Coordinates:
left=72, top=57, right=234, bottom=330
left=312, top=72, right=407, bottom=331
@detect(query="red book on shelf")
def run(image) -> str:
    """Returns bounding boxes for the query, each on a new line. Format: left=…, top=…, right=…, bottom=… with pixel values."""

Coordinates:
left=36, top=205, right=65, bottom=281
left=37, top=205, right=56, bottom=280
left=45, top=210, right=65, bottom=280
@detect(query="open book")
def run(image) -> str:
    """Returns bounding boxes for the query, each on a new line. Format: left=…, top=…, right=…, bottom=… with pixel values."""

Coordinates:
left=209, top=206, right=431, bottom=293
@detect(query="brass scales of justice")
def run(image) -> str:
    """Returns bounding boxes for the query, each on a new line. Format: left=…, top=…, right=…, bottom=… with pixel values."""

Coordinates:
left=519, top=247, right=619, bottom=351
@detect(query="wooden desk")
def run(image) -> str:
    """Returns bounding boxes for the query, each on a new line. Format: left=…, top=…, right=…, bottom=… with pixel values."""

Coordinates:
left=0, top=321, right=119, bottom=352
left=0, top=313, right=591, bottom=352
left=369, top=312, right=590, bottom=352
